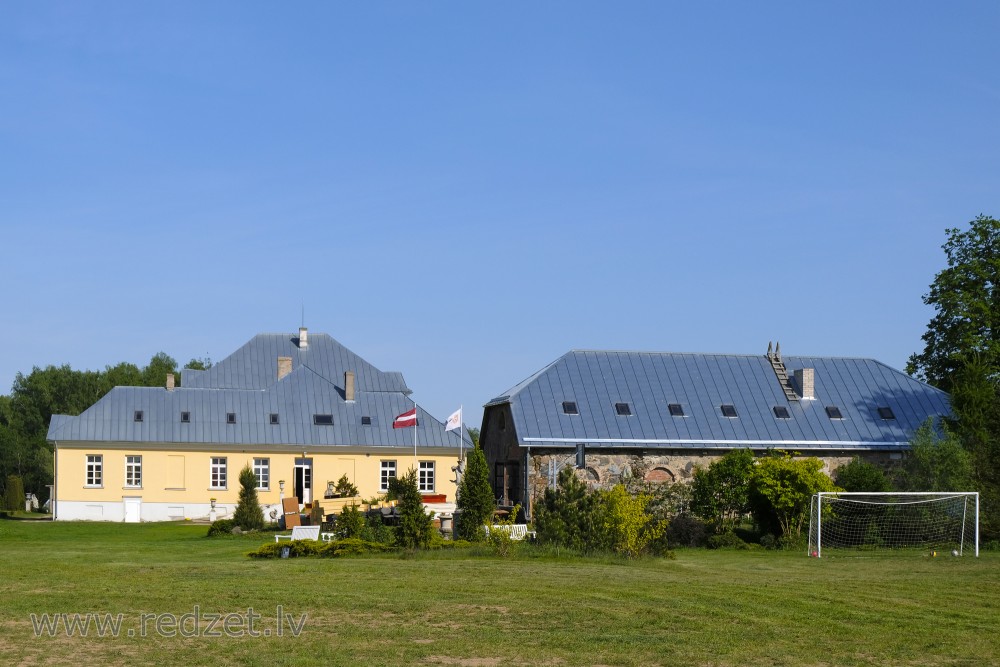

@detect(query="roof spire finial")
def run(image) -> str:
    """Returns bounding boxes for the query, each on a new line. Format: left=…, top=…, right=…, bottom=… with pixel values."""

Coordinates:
left=767, top=341, right=773, bottom=359
left=775, top=341, right=781, bottom=361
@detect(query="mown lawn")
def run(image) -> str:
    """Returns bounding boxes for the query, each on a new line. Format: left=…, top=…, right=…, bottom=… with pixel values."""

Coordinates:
left=0, top=520, right=996, bottom=666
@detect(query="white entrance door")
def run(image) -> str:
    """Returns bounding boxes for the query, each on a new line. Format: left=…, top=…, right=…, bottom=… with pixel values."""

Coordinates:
left=124, top=497, right=141, bottom=523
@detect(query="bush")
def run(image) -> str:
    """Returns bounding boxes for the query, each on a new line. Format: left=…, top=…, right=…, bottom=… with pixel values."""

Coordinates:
left=484, top=504, right=522, bottom=558
left=835, top=457, right=891, bottom=492
left=603, top=485, right=665, bottom=559
left=534, top=468, right=609, bottom=553
left=247, top=538, right=397, bottom=559
left=665, top=513, right=709, bottom=548
left=337, top=504, right=365, bottom=539
left=232, top=465, right=264, bottom=531
left=360, top=513, right=396, bottom=544
left=207, top=519, right=236, bottom=537
left=4, top=475, right=24, bottom=512
left=707, top=531, right=751, bottom=550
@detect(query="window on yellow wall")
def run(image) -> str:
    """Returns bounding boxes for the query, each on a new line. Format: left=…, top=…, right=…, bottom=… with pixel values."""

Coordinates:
left=86, top=455, right=103, bottom=487
left=125, top=456, right=142, bottom=488
left=418, top=461, right=435, bottom=492
left=210, top=457, right=227, bottom=489
left=380, top=460, right=396, bottom=492
left=254, top=458, right=270, bottom=490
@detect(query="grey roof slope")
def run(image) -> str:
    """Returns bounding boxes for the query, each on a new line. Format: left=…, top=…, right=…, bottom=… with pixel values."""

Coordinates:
left=181, top=332, right=411, bottom=394
left=486, top=350, right=951, bottom=450
left=48, top=332, right=466, bottom=449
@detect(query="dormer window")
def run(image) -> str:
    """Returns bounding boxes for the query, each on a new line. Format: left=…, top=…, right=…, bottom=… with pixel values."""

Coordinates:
left=668, top=403, right=685, bottom=417
left=720, top=404, right=738, bottom=418
left=615, top=402, right=632, bottom=416
left=134, top=410, right=144, bottom=422
left=826, top=406, right=843, bottom=420
left=877, top=407, right=896, bottom=420
left=562, top=401, right=579, bottom=415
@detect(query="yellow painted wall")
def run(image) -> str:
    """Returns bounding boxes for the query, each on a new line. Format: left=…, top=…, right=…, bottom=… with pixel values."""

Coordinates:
left=55, top=445, right=460, bottom=506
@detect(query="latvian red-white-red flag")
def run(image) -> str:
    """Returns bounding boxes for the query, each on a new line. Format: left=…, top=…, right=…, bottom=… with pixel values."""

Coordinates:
left=393, top=408, right=417, bottom=429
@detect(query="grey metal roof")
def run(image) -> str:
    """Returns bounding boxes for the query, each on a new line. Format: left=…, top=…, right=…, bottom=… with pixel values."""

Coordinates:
left=48, top=332, right=467, bottom=449
left=487, top=351, right=951, bottom=451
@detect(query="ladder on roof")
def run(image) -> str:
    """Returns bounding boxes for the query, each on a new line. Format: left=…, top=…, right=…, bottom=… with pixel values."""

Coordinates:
left=767, top=343, right=799, bottom=402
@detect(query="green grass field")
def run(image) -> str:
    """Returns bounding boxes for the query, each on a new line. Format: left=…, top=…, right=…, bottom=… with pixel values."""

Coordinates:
left=0, top=521, right=996, bottom=666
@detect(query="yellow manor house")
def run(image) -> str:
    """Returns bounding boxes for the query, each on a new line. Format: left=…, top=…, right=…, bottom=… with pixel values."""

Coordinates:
left=46, top=328, right=467, bottom=522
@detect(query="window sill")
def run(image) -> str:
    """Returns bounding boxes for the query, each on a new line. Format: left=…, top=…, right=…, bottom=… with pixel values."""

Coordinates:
left=123, top=486, right=143, bottom=490
left=165, top=488, right=186, bottom=491
left=83, top=485, right=103, bottom=489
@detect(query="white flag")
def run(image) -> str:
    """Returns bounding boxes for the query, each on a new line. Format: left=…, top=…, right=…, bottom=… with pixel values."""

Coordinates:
left=445, top=408, right=462, bottom=432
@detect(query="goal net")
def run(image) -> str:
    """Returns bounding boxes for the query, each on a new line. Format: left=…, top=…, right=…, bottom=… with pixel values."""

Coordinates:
left=808, top=492, right=979, bottom=558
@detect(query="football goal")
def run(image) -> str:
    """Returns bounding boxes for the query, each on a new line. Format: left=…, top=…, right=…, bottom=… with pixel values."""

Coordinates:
left=808, top=492, right=979, bottom=558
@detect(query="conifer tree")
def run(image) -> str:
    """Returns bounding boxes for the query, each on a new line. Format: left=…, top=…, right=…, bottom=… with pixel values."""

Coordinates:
left=456, top=445, right=495, bottom=541
left=232, top=465, right=264, bottom=531
left=393, top=468, right=434, bottom=549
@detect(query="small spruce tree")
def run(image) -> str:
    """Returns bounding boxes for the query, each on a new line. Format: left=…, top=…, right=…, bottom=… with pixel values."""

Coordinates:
left=232, top=465, right=264, bottom=531
left=393, top=468, right=434, bottom=549
left=456, top=445, right=495, bottom=541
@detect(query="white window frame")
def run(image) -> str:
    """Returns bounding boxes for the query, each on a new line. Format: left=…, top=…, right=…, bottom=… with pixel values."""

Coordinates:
left=125, top=455, right=142, bottom=488
left=86, top=455, right=103, bottom=488
left=380, top=460, right=397, bottom=492
left=210, top=457, right=227, bottom=490
left=418, top=461, right=435, bottom=493
left=254, top=457, right=270, bottom=491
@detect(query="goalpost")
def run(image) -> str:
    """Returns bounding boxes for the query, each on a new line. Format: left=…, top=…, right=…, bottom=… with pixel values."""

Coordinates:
left=808, top=492, right=979, bottom=558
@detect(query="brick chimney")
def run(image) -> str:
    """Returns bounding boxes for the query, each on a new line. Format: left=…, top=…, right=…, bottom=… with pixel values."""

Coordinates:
left=298, top=327, right=309, bottom=349
left=345, top=371, right=356, bottom=402
left=166, top=373, right=175, bottom=391
left=277, top=356, right=293, bottom=381
left=794, top=368, right=815, bottom=400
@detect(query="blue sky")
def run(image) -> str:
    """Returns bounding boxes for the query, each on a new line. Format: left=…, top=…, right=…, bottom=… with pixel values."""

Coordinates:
left=2, top=2, right=998, bottom=428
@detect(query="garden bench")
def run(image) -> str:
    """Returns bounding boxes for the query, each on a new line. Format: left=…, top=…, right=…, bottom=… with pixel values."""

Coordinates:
left=486, top=524, right=530, bottom=541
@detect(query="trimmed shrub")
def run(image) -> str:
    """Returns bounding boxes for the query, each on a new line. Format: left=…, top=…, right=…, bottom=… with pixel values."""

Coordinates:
left=207, top=519, right=235, bottom=537
left=247, top=538, right=397, bottom=559
left=334, top=474, right=359, bottom=498
left=4, top=475, right=24, bottom=512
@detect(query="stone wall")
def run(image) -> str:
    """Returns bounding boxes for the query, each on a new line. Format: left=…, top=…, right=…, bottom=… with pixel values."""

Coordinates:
left=524, top=448, right=904, bottom=517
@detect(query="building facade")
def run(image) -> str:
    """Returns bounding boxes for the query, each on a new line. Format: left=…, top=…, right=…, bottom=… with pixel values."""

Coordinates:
left=480, top=346, right=951, bottom=518
left=48, top=328, right=466, bottom=522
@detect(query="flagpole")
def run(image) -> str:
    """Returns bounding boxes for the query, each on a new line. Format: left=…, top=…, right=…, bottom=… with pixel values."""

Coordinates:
left=459, top=404, right=464, bottom=462
left=413, top=403, right=418, bottom=463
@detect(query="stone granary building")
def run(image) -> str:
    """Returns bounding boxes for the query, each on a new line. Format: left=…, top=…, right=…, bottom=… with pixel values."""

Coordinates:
left=480, top=345, right=951, bottom=519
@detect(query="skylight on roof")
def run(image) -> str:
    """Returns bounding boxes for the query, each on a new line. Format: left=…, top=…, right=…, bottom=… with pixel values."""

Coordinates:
left=227, top=412, right=236, bottom=424
left=181, top=411, right=190, bottom=423
left=720, top=404, right=738, bottom=418
left=361, top=416, right=372, bottom=426
left=313, top=414, right=334, bottom=426
left=134, top=410, right=143, bottom=423
left=826, top=406, right=843, bottom=419
left=773, top=406, right=791, bottom=419
left=668, top=403, right=685, bottom=417
left=615, top=402, right=632, bottom=416
left=562, top=401, right=579, bottom=415
left=269, top=413, right=279, bottom=425
left=877, top=407, right=896, bottom=420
